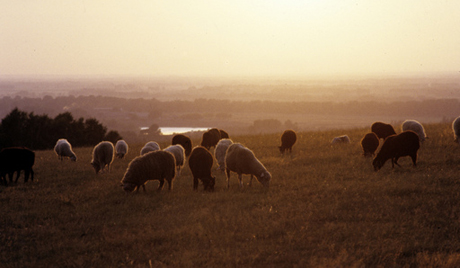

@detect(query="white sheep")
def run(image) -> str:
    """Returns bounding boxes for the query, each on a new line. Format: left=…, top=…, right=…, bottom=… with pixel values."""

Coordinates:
left=402, top=120, right=426, bottom=142
left=163, top=145, right=186, bottom=176
left=140, top=141, right=160, bottom=155
left=91, top=141, right=114, bottom=174
left=452, top=116, right=460, bottom=143
left=121, top=150, right=176, bottom=192
left=115, top=140, right=129, bottom=159
left=54, top=139, right=77, bottom=161
left=331, top=135, right=351, bottom=144
left=214, top=138, right=233, bottom=172
left=225, top=143, right=271, bottom=188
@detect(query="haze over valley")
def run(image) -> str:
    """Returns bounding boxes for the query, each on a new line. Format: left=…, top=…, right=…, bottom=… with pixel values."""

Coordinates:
left=0, top=74, right=459, bottom=143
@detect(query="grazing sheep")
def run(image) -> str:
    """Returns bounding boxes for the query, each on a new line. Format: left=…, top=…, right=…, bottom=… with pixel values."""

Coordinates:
left=453, top=116, right=460, bottom=143
left=225, top=143, right=271, bottom=188
left=115, top=140, right=129, bottom=159
left=279, top=130, right=297, bottom=154
left=188, top=146, right=215, bottom=191
left=121, top=150, right=176, bottom=193
left=201, top=128, right=221, bottom=150
left=360, top=132, right=380, bottom=157
left=140, top=141, right=160, bottom=155
left=219, top=129, right=230, bottom=139
left=91, top=141, right=114, bottom=174
left=54, top=139, right=77, bottom=161
left=402, top=119, right=427, bottom=142
left=164, top=145, right=186, bottom=176
left=331, top=135, right=351, bottom=144
left=0, top=147, right=35, bottom=185
left=214, top=139, right=233, bottom=172
left=373, top=130, right=420, bottom=171
left=172, top=134, right=192, bottom=157
left=371, top=122, right=396, bottom=140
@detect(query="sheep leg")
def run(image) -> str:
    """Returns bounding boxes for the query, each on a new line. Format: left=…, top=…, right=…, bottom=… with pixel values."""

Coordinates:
left=157, top=179, right=165, bottom=191
left=24, top=169, right=30, bottom=183
left=249, top=175, right=253, bottom=186
left=14, top=171, right=21, bottom=183
left=410, top=153, right=417, bottom=167
left=238, top=174, right=243, bottom=188
left=166, top=178, right=172, bottom=190
left=193, top=177, right=199, bottom=190
left=226, top=168, right=231, bottom=188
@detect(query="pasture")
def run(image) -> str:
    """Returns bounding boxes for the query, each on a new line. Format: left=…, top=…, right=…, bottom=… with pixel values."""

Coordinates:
left=2, top=123, right=460, bottom=267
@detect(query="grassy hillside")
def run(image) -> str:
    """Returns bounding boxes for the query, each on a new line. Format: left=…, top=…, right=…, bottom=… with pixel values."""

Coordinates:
left=2, top=123, right=460, bottom=267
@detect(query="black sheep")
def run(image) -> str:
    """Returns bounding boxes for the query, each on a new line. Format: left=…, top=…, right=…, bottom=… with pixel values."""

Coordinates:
left=360, top=132, right=380, bottom=157
left=373, top=130, right=420, bottom=171
left=219, top=129, right=229, bottom=139
left=200, top=128, right=221, bottom=150
left=371, top=122, right=396, bottom=140
left=188, top=146, right=215, bottom=191
left=172, top=134, right=192, bottom=157
left=0, top=147, right=35, bottom=185
left=279, top=130, right=297, bottom=154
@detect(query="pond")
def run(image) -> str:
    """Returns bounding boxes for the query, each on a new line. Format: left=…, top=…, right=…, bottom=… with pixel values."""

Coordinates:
left=159, top=127, right=209, bottom=135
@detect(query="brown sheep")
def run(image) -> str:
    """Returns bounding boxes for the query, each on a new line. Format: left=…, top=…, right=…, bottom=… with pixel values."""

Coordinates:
left=373, top=130, right=420, bottom=171
left=172, top=134, right=192, bottom=157
left=121, top=150, right=176, bottom=193
left=279, top=130, right=297, bottom=154
left=360, top=132, right=380, bottom=157
left=188, top=146, right=215, bottom=191
left=200, top=128, right=221, bottom=150
left=371, top=122, right=396, bottom=140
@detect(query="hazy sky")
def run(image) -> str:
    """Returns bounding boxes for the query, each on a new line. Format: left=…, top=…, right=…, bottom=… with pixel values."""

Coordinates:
left=1, top=1, right=460, bottom=78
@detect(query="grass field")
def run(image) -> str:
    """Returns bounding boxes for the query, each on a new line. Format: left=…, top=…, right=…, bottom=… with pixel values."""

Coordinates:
left=2, top=123, right=460, bottom=267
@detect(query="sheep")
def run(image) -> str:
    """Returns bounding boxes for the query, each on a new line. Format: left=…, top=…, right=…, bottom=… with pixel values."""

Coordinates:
left=214, top=139, right=233, bottom=172
left=279, top=130, right=297, bottom=154
left=54, top=139, right=77, bottom=161
left=121, top=150, right=176, bottom=193
left=225, top=143, right=271, bottom=188
left=453, top=116, right=460, bottom=143
left=360, top=132, right=380, bottom=157
left=163, top=144, right=186, bottom=176
left=91, top=141, right=114, bottom=174
left=371, top=122, right=396, bottom=140
left=188, top=146, right=215, bottom=191
left=331, top=135, right=350, bottom=144
left=172, top=134, right=192, bottom=157
left=402, top=119, right=427, bottom=142
left=0, top=147, right=35, bottom=186
left=201, top=128, right=221, bottom=150
left=373, top=130, right=420, bottom=171
left=219, top=129, right=230, bottom=139
left=140, top=141, right=160, bottom=155
left=115, top=140, right=128, bottom=159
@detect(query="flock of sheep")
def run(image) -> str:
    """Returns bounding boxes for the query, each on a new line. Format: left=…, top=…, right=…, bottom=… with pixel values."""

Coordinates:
left=2, top=116, right=460, bottom=189
left=51, top=127, right=272, bottom=192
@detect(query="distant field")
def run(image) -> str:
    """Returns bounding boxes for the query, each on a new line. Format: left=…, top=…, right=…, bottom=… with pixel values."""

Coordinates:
left=2, top=123, right=460, bottom=267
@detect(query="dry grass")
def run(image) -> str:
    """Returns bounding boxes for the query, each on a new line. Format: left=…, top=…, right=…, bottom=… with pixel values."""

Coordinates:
left=2, top=123, right=460, bottom=267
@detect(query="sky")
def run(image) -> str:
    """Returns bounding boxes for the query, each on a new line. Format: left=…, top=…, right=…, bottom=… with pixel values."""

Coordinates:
left=1, top=0, right=460, bottom=78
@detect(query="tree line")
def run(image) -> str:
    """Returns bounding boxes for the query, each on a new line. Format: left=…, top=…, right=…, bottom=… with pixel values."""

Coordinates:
left=0, top=108, right=121, bottom=150
left=2, top=95, right=460, bottom=119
